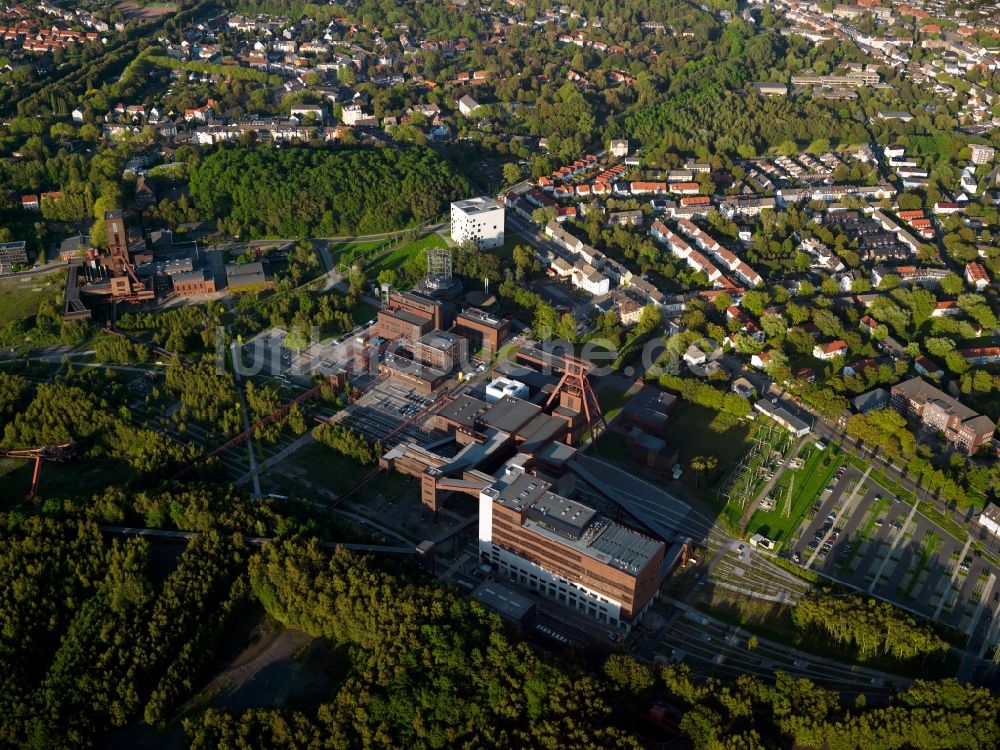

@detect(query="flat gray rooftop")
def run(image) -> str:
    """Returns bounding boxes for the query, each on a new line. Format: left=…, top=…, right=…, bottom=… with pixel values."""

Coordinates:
left=471, top=580, right=534, bottom=622
left=481, top=396, right=541, bottom=433
left=436, top=394, right=487, bottom=428
left=418, top=330, right=464, bottom=350
left=489, top=472, right=664, bottom=575
left=589, top=522, right=663, bottom=574
left=458, top=307, right=505, bottom=328
left=453, top=196, right=502, bottom=214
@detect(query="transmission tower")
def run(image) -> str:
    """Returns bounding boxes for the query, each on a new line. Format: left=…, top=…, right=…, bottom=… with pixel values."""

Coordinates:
left=782, top=475, right=794, bottom=518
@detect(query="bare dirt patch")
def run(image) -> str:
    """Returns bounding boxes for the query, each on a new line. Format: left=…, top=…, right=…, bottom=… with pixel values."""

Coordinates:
left=196, top=621, right=336, bottom=710
left=115, top=2, right=177, bottom=21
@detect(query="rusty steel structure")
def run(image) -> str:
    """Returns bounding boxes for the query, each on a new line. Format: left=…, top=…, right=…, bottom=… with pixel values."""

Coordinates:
left=0, top=442, right=78, bottom=501
left=544, top=354, right=608, bottom=445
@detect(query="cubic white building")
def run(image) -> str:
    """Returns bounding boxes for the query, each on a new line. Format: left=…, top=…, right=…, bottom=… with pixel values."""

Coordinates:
left=451, top=197, right=505, bottom=249
left=485, top=376, right=529, bottom=403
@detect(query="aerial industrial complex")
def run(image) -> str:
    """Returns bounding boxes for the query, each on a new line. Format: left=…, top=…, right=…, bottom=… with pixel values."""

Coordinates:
left=244, top=207, right=696, bottom=632
left=61, top=210, right=265, bottom=321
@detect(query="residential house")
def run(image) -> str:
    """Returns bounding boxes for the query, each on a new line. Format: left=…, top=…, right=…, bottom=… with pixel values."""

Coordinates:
left=965, top=261, right=990, bottom=290
left=457, top=94, right=480, bottom=116
left=813, top=339, right=848, bottom=360
left=914, top=355, right=944, bottom=379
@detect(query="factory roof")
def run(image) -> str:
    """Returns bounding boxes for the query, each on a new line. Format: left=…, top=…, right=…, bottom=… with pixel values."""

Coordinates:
left=226, top=261, right=269, bottom=287
left=417, top=329, right=465, bottom=351
left=622, top=387, right=677, bottom=419
left=457, top=307, right=506, bottom=328
left=481, top=396, right=542, bottom=433
left=173, top=269, right=212, bottom=284
left=515, top=413, right=565, bottom=453
left=380, top=307, right=431, bottom=327
left=436, top=393, right=488, bottom=428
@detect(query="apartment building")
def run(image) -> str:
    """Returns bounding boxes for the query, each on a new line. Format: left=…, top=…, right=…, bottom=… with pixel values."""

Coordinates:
left=890, top=377, right=996, bottom=454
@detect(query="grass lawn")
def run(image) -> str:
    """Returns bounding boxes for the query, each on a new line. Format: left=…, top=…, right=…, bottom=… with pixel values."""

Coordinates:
left=0, top=455, right=118, bottom=503
left=860, top=496, right=891, bottom=539
left=282, top=442, right=366, bottom=496
left=745, top=445, right=842, bottom=545
left=669, top=402, right=752, bottom=467
left=488, top=234, right=521, bottom=265
left=364, top=470, right=417, bottom=505
left=496, top=341, right=518, bottom=364
left=0, top=270, right=65, bottom=327
left=597, top=386, right=631, bottom=422
left=594, top=430, right=627, bottom=462
left=366, top=233, right=446, bottom=277
left=329, top=239, right=385, bottom=269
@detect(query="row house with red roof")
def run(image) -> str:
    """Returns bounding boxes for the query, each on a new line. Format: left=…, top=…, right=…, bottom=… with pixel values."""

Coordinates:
left=650, top=220, right=723, bottom=285
left=965, top=261, right=990, bottom=290
left=675, top=218, right=762, bottom=288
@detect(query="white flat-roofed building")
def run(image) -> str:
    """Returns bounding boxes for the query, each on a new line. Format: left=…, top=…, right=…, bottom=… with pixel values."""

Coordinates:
left=979, top=503, right=1000, bottom=536
left=485, top=376, right=529, bottom=403
left=451, top=196, right=505, bottom=249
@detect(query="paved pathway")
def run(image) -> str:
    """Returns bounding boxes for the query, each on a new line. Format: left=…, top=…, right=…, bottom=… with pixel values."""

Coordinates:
left=230, top=342, right=261, bottom=499
left=234, top=432, right=313, bottom=487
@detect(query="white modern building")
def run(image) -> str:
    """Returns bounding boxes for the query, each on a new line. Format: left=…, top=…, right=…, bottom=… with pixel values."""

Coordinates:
left=969, top=144, right=995, bottom=165
left=485, top=376, right=529, bottom=403
left=979, top=503, right=1000, bottom=537
left=451, top=196, right=505, bottom=249
left=457, top=95, right=480, bottom=116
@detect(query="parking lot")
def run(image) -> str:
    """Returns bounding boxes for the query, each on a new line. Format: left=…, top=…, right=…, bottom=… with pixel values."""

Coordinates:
left=788, top=465, right=1000, bottom=643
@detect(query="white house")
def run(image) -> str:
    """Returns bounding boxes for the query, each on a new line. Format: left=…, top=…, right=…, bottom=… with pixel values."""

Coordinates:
left=457, top=94, right=480, bottom=116
left=570, top=262, right=610, bottom=296
left=451, top=196, right=505, bottom=249
left=290, top=104, right=325, bottom=123
left=683, top=345, right=707, bottom=367
left=609, top=139, right=629, bottom=157
left=960, top=167, right=979, bottom=194
left=969, top=144, right=995, bottom=165
left=965, top=261, right=990, bottom=290
left=340, top=104, right=368, bottom=126
left=71, top=107, right=84, bottom=123
left=813, top=340, right=848, bottom=360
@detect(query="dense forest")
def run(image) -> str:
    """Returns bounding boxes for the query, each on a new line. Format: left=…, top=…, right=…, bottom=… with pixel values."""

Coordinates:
left=1, top=506, right=998, bottom=749
left=188, top=145, right=471, bottom=238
